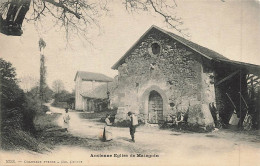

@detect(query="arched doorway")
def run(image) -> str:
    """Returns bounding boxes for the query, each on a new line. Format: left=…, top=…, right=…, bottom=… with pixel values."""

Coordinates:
left=148, top=90, right=163, bottom=124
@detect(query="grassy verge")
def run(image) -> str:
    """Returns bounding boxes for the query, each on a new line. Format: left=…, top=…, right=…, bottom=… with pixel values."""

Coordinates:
left=34, top=113, right=62, bottom=131
left=1, top=129, right=48, bottom=152
left=1, top=112, right=62, bottom=152
left=0, top=105, right=50, bottom=152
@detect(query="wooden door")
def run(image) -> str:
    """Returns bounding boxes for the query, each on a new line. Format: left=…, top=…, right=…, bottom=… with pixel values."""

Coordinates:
left=148, top=91, right=163, bottom=123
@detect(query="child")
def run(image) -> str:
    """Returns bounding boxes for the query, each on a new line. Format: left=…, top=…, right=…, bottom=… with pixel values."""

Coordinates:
left=63, top=108, right=70, bottom=132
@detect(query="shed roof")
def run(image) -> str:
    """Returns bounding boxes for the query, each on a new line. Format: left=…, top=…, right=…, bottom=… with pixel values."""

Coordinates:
left=213, top=58, right=260, bottom=76
left=74, top=71, right=113, bottom=82
left=111, top=25, right=229, bottom=70
left=81, top=83, right=112, bottom=99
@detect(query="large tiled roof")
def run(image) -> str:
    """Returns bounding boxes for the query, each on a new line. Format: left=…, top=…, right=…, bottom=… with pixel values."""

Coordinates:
left=165, top=30, right=228, bottom=61
left=74, top=71, right=113, bottom=82
left=111, top=25, right=229, bottom=70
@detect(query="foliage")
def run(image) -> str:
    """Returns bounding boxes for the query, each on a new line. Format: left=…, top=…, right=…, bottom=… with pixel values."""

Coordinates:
left=1, top=58, right=37, bottom=132
left=53, top=90, right=72, bottom=102
left=42, top=86, right=54, bottom=102
left=39, top=37, right=46, bottom=51
left=0, top=58, right=24, bottom=109
left=0, top=58, right=51, bottom=151
left=29, top=85, right=53, bottom=102
left=39, top=54, right=47, bottom=101
left=52, top=90, right=74, bottom=108
left=52, top=79, right=64, bottom=94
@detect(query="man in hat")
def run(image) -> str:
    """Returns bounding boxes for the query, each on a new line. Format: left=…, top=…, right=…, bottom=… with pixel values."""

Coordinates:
left=127, top=112, right=138, bottom=142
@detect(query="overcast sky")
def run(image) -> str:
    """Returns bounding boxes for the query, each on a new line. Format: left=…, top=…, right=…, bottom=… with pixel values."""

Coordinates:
left=0, top=0, right=260, bottom=92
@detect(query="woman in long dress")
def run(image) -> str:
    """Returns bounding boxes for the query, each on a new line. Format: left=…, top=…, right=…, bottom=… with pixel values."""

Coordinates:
left=100, top=114, right=113, bottom=141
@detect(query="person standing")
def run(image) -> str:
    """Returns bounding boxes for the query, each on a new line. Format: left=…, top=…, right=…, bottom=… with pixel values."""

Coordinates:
left=101, top=114, right=113, bottom=141
left=127, top=112, right=138, bottom=142
left=105, top=114, right=113, bottom=126
left=63, top=108, right=70, bottom=132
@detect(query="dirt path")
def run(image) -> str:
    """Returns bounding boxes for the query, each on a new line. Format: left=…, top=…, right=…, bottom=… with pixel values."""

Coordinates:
left=1, top=104, right=258, bottom=166
left=43, top=105, right=260, bottom=165
left=47, top=104, right=164, bottom=149
left=47, top=104, right=188, bottom=149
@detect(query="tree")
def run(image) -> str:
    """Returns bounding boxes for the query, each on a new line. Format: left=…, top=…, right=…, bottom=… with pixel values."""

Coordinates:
left=52, top=79, right=64, bottom=94
left=0, top=58, right=31, bottom=132
left=0, top=58, right=24, bottom=110
left=52, top=89, right=74, bottom=108
left=19, top=75, right=38, bottom=92
left=0, top=58, right=45, bottom=140
left=0, top=0, right=186, bottom=39
left=39, top=38, right=47, bottom=102
left=0, top=0, right=30, bottom=36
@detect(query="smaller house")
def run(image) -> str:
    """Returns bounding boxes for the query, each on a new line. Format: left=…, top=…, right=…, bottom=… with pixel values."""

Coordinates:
left=81, top=83, right=114, bottom=112
left=74, top=71, right=113, bottom=111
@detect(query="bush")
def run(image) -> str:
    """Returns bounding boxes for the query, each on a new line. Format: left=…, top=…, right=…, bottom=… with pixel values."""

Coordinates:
left=52, top=90, right=74, bottom=108
left=1, top=58, right=29, bottom=132
left=29, top=86, right=53, bottom=103
left=51, top=101, right=68, bottom=108
left=0, top=58, right=49, bottom=151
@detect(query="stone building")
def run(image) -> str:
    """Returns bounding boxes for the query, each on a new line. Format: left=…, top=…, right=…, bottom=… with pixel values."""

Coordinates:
left=110, top=25, right=260, bottom=129
left=74, top=71, right=113, bottom=111
left=81, top=83, right=114, bottom=112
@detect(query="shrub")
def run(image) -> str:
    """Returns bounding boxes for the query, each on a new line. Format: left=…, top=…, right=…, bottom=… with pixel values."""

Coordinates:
left=0, top=58, right=49, bottom=150
left=52, top=90, right=74, bottom=108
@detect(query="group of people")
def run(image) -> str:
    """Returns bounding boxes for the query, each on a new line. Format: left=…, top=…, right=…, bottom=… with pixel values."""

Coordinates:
left=101, top=112, right=138, bottom=142
left=62, top=108, right=138, bottom=143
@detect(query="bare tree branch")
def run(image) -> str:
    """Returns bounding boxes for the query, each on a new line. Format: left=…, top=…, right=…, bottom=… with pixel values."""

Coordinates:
left=1, top=0, right=189, bottom=40
left=123, top=0, right=188, bottom=36
left=43, top=0, right=80, bottom=19
left=149, top=0, right=184, bottom=34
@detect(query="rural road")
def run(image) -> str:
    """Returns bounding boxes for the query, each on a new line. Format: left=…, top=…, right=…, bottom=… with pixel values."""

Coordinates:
left=42, top=104, right=260, bottom=166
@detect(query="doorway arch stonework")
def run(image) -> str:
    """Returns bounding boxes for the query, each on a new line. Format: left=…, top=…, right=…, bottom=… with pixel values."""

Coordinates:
left=140, top=85, right=168, bottom=124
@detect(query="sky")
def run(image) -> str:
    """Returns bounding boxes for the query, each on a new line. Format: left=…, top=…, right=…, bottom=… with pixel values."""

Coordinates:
left=0, top=0, right=260, bottom=92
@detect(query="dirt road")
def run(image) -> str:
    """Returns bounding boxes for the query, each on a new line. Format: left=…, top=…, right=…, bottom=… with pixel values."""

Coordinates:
left=1, top=104, right=259, bottom=166
left=44, top=105, right=260, bottom=166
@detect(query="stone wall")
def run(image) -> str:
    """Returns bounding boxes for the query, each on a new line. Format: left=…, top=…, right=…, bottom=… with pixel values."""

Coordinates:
left=197, top=60, right=215, bottom=126
left=111, top=29, right=215, bottom=127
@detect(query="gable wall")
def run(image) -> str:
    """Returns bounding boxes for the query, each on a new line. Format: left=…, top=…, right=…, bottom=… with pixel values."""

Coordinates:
left=111, top=29, right=214, bottom=126
left=75, top=75, right=106, bottom=111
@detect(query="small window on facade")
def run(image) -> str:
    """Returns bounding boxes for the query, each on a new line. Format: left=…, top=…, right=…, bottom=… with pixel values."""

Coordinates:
left=151, top=43, right=160, bottom=55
